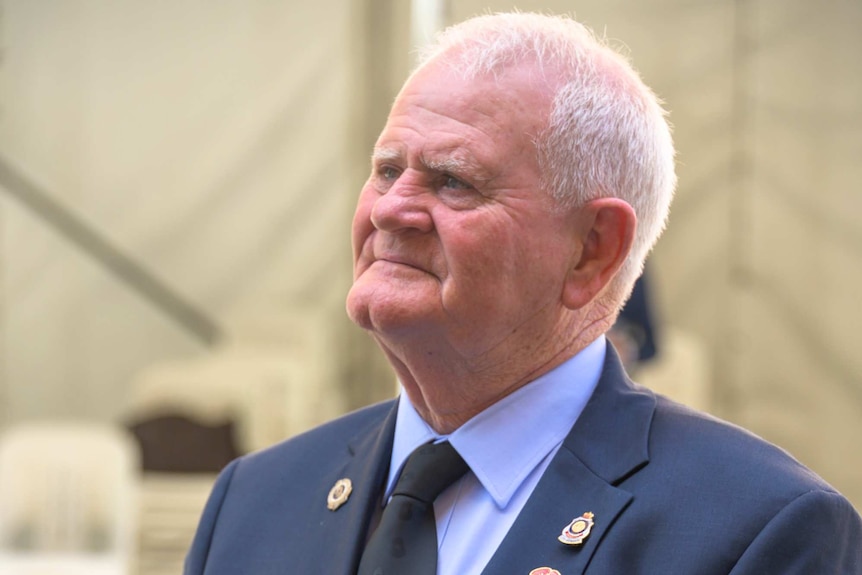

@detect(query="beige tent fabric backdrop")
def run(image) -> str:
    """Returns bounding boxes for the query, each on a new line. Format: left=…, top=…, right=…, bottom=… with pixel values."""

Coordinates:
left=0, top=1, right=369, bottom=421
left=0, top=0, right=860, bottom=511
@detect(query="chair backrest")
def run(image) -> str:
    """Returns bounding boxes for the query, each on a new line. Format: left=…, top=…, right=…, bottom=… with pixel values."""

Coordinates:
left=0, top=421, right=139, bottom=561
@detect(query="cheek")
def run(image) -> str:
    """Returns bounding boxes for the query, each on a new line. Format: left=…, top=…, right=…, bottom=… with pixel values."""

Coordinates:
left=442, top=225, right=520, bottom=294
left=442, top=223, right=565, bottom=308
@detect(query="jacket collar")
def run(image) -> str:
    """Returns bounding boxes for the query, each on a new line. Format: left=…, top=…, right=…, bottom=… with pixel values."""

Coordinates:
left=562, top=344, right=655, bottom=485
left=482, top=345, right=656, bottom=575
left=324, top=400, right=399, bottom=575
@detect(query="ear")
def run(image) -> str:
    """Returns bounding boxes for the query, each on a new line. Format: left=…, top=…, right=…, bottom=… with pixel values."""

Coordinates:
left=561, top=198, right=637, bottom=310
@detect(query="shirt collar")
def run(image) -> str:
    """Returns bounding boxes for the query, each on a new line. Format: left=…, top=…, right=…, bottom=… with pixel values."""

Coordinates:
left=387, top=336, right=606, bottom=508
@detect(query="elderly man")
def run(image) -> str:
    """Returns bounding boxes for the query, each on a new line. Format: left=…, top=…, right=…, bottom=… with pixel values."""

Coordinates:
left=186, top=12, right=862, bottom=575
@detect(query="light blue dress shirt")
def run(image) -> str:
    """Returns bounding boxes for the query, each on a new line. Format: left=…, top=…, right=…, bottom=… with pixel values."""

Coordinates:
left=385, top=336, right=607, bottom=575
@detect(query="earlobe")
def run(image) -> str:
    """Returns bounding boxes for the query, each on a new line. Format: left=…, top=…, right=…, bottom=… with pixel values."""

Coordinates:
left=561, top=198, right=637, bottom=310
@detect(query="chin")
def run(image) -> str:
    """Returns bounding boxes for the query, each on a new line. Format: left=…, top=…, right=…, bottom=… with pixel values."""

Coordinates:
left=348, top=273, right=436, bottom=329
left=346, top=288, right=374, bottom=331
left=347, top=290, right=433, bottom=337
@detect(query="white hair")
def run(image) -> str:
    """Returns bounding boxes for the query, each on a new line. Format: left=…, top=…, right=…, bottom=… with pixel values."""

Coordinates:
left=416, top=12, right=677, bottom=309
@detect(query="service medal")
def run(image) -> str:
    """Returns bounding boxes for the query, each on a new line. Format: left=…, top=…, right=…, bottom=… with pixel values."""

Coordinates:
left=558, top=511, right=595, bottom=546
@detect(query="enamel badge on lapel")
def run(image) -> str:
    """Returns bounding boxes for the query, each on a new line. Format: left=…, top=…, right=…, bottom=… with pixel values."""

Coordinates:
left=529, top=568, right=561, bottom=575
left=558, top=511, right=595, bottom=546
left=326, top=478, right=352, bottom=511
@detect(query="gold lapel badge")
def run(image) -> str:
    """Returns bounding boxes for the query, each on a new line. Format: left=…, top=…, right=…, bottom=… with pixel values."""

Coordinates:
left=558, top=511, right=595, bottom=546
left=529, top=568, right=561, bottom=575
left=326, top=478, right=353, bottom=511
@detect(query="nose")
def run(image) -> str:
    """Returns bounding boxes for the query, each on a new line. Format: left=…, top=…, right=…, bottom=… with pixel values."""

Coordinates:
left=370, top=174, right=434, bottom=233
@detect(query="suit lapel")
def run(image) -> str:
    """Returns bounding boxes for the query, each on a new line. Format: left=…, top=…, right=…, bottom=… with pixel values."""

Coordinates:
left=482, top=346, right=656, bottom=575
left=318, top=400, right=399, bottom=575
left=481, top=448, right=633, bottom=575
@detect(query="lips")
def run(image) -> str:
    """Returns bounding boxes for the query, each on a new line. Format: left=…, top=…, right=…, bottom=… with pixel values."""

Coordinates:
left=356, top=232, right=437, bottom=278
left=370, top=241, right=435, bottom=276
left=373, top=254, right=427, bottom=273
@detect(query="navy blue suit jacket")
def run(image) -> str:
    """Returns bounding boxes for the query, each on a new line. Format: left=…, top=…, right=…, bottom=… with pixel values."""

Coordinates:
left=185, top=348, right=862, bottom=574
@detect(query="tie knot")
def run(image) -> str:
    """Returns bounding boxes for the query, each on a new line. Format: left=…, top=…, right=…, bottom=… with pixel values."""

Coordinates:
left=392, top=441, right=468, bottom=503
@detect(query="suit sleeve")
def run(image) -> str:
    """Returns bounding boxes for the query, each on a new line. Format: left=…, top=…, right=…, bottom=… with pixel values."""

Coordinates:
left=183, top=459, right=240, bottom=575
left=729, top=488, right=862, bottom=574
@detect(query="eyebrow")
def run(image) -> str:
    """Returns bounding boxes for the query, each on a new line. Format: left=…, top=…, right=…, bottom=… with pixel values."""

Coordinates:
left=423, top=155, right=471, bottom=175
left=371, top=147, right=402, bottom=164
left=372, top=146, right=491, bottom=182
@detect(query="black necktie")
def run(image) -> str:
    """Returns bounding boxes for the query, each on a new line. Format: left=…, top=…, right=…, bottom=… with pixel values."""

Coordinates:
left=357, top=441, right=469, bottom=575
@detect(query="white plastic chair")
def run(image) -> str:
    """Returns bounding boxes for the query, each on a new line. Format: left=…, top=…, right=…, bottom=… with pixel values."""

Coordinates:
left=0, top=421, right=139, bottom=574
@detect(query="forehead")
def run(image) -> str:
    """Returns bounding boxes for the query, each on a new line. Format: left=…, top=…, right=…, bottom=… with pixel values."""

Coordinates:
left=376, top=61, right=553, bottom=167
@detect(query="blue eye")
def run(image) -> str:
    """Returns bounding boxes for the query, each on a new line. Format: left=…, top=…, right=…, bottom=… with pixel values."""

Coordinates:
left=380, top=166, right=400, bottom=180
left=442, top=175, right=470, bottom=190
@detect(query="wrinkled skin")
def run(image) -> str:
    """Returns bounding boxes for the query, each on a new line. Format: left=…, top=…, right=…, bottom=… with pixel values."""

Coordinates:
left=347, top=59, right=634, bottom=432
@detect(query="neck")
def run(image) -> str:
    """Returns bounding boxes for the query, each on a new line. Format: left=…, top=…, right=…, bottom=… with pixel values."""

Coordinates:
left=373, top=311, right=612, bottom=434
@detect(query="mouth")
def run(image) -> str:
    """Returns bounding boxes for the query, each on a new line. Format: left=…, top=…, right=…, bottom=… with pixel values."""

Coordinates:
left=359, top=234, right=435, bottom=278
left=373, top=257, right=426, bottom=273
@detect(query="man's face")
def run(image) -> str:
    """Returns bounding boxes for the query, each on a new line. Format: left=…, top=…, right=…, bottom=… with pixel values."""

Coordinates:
left=346, top=61, right=581, bottom=361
